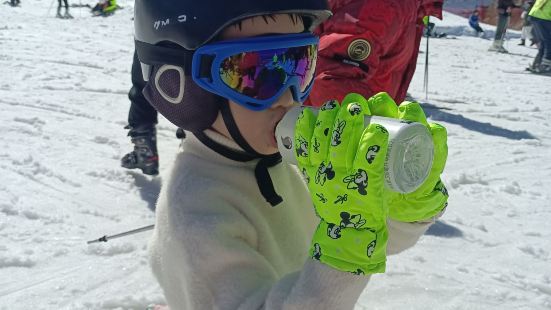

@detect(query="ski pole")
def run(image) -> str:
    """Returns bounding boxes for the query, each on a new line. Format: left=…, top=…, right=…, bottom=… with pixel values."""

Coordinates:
left=87, top=224, right=154, bottom=244
left=46, top=0, right=56, bottom=16
left=423, top=16, right=430, bottom=101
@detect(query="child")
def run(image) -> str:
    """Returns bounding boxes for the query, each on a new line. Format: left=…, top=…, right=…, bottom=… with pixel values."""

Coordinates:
left=91, top=0, right=117, bottom=16
left=134, top=0, right=449, bottom=309
left=469, top=10, right=485, bottom=37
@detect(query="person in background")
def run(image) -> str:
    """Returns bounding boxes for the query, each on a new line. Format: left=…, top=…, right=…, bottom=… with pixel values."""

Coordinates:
left=528, top=0, right=551, bottom=72
left=120, top=48, right=186, bottom=176
left=469, top=10, right=485, bottom=36
left=56, top=0, right=72, bottom=19
left=489, top=0, right=515, bottom=53
left=120, top=49, right=161, bottom=176
left=91, top=0, right=117, bottom=16
left=519, top=0, right=536, bottom=45
left=306, top=0, right=444, bottom=106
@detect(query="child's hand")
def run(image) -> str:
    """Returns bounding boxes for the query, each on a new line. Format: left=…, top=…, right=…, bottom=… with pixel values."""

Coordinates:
left=295, top=94, right=389, bottom=275
left=368, top=93, right=449, bottom=223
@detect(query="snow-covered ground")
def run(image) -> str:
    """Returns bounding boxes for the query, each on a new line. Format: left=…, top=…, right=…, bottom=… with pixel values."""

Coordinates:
left=431, top=10, right=522, bottom=40
left=1, top=2, right=550, bottom=309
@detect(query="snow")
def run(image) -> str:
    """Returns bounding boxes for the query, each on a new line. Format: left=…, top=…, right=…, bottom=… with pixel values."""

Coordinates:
left=1, top=2, right=550, bottom=309
left=431, top=11, right=521, bottom=39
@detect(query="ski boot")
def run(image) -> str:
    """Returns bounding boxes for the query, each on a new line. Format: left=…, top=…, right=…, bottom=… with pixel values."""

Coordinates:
left=64, top=11, right=73, bottom=19
left=121, top=125, right=159, bottom=175
left=536, top=59, right=551, bottom=74
left=488, top=40, right=508, bottom=53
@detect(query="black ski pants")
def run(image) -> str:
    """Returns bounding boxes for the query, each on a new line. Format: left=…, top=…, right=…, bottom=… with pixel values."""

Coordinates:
left=128, top=49, right=158, bottom=128
left=57, top=0, right=68, bottom=9
left=494, top=13, right=510, bottom=41
left=531, top=17, right=551, bottom=63
left=471, top=24, right=484, bottom=34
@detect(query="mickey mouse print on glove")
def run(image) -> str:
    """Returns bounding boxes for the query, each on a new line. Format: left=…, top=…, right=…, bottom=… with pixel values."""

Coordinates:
left=295, top=93, right=390, bottom=275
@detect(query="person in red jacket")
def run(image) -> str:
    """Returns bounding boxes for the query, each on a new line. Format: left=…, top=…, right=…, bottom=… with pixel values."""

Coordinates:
left=307, top=0, right=443, bottom=106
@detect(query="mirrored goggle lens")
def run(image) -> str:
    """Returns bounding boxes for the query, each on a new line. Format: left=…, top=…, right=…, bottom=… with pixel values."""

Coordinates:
left=219, top=44, right=317, bottom=100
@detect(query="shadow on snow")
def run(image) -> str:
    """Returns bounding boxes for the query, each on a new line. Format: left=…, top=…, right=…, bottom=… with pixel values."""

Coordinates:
left=421, top=102, right=537, bottom=140
left=128, top=172, right=161, bottom=212
left=425, top=220, right=464, bottom=238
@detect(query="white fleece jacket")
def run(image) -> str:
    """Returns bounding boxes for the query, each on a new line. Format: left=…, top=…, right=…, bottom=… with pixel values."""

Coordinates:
left=149, top=130, right=435, bottom=310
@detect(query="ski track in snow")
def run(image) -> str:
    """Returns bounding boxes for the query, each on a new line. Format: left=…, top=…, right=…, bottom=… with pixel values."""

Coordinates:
left=1, top=3, right=551, bottom=310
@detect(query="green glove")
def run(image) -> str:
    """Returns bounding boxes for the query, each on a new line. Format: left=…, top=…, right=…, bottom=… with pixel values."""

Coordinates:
left=366, top=92, right=449, bottom=222
left=295, top=94, right=389, bottom=275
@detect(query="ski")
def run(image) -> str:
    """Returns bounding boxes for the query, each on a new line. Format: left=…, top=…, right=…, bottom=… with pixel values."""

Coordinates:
left=55, top=14, right=74, bottom=19
left=506, top=52, right=537, bottom=59
left=502, top=69, right=551, bottom=76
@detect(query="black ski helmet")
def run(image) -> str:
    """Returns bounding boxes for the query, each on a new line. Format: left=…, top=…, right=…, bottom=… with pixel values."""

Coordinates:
left=134, top=0, right=331, bottom=50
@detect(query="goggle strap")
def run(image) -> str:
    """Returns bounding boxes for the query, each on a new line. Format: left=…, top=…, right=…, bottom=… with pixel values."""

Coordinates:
left=135, top=40, right=193, bottom=75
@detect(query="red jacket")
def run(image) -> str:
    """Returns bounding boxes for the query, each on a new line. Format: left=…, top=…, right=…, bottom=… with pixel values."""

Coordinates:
left=307, top=0, right=443, bottom=106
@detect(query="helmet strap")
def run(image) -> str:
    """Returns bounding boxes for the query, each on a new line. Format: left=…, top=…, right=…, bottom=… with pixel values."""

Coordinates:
left=202, top=103, right=284, bottom=207
left=220, top=103, right=262, bottom=156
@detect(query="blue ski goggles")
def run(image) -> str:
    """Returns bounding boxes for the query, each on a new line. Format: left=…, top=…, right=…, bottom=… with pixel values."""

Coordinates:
left=192, top=33, right=319, bottom=111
